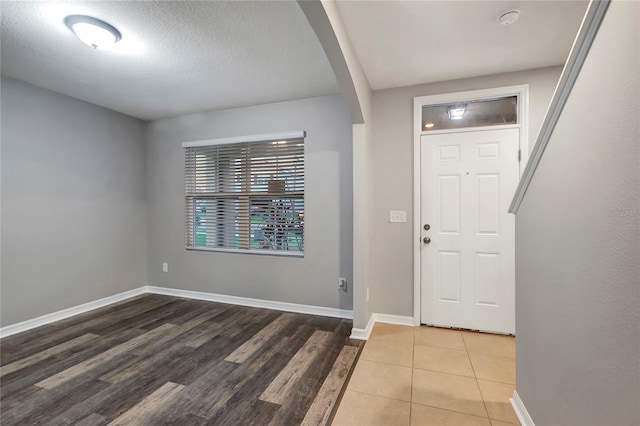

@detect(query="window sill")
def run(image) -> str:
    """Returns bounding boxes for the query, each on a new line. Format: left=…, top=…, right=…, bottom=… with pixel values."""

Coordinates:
left=186, top=246, right=304, bottom=258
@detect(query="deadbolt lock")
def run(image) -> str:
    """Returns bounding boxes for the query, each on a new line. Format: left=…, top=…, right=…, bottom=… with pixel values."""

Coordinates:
left=424, top=224, right=430, bottom=231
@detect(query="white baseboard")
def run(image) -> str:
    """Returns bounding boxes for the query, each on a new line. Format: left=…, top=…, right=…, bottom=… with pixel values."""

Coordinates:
left=0, top=287, right=148, bottom=339
left=349, top=312, right=415, bottom=340
left=146, top=286, right=353, bottom=319
left=373, top=313, right=415, bottom=326
left=511, top=390, right=535, bottom=426
left=0, top=285, right=354, bottom=339
left=350, top=313, right=375, bottom=340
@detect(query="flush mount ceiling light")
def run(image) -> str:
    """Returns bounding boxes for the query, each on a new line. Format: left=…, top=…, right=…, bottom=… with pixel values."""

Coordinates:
left=424, top=123, right=435, bottom=128
left=448, top=107, right=466, bottom=120
left=64, top=15, right=121, bottom=49
left=498, top=10, right=520, bottom=26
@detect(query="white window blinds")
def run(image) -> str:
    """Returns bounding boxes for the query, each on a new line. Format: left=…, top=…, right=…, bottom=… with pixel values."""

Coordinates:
left=184, top=133, right=305, bottom=254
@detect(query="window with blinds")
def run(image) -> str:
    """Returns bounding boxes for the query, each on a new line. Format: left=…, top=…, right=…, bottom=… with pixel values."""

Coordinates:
left=184, top=133, right=304, bottom=254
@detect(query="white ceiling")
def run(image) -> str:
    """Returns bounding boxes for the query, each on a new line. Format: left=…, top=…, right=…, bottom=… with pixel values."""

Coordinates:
left=336, top=0, right=589, bottom=90
left=0, top=1, right=340, bottom=120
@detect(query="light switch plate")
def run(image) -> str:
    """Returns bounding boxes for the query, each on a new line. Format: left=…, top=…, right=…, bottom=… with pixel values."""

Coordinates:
left=389, top=210, right=407, bottom=223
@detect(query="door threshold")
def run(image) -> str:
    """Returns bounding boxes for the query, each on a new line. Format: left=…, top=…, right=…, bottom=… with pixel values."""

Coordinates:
left=420, top=323, right=515, bottom=337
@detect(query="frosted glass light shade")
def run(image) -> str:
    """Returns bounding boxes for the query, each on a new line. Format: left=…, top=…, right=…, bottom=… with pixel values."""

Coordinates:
left=64, top=15, right=121, bottom=49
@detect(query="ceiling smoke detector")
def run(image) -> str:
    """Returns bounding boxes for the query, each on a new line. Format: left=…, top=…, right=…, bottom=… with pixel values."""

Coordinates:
left=498, top=10, right=520, bottom=26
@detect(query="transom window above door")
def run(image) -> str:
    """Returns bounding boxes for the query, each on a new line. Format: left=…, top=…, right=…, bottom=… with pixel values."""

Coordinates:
left=422, top=96, right=518, bottom=131
left=183, top=132, right=305, bottom=256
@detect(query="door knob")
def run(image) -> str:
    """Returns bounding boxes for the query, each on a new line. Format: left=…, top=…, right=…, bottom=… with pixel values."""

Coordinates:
left=423, top=237, right=431, bottom=244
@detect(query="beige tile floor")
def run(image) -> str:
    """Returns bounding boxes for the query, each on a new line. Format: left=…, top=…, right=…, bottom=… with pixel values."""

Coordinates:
left=332, top=324, right=519, bottom=426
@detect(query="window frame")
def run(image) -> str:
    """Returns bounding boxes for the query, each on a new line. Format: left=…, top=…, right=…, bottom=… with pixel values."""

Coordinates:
left=183, top=131, right=306, bottom=258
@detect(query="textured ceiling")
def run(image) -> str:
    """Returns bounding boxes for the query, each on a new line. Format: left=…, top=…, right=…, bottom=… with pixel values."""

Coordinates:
left=1, top=1, right=340, bottom=120
left=336, top=0, right=589, bottom=90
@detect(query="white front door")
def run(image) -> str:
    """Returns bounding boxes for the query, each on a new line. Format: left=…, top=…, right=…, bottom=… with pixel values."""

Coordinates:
left=420, top=128, right=519, bottom=334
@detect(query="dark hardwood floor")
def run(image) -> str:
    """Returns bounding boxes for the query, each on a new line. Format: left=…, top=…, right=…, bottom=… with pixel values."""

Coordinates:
left=0, top=294, right=363, bottom=425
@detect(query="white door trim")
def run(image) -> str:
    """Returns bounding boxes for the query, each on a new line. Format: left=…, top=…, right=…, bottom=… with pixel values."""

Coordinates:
left=412, top=85, right=529, bottom=326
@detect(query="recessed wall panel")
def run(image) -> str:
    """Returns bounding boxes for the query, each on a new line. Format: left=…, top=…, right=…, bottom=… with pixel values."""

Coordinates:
left=439, top=251, right=461, bottom=302
left=438, top=175, right=460, bottom=234
left=476, top=174, right=500, bottom=234
left=476, top=253, right=500, bottom=306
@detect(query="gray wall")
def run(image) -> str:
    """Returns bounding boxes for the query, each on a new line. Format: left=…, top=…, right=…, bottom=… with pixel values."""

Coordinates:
left=515, top=2, right=639, bottom=425
left=369, top=66, right=562, bottom=317
left=146, top=95, right=353, bottom=311
left=0, top=77, right=147, bottom=327
left=298, top=0, right=374, bottom=327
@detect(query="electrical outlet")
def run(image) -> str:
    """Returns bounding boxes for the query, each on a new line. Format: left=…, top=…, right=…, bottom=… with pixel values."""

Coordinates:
left=338, top=278, right=348, bottom=292
left=367, top=287, right=370, bottom=301
left=162, top=262, right=168, bottom=273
